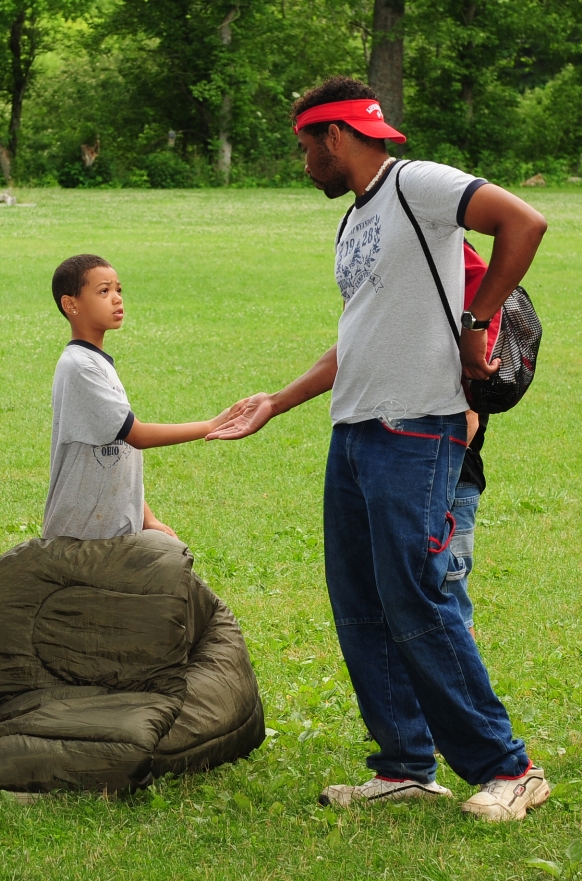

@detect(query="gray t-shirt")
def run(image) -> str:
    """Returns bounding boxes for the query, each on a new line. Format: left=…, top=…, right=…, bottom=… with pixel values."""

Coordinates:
left=43, top=341, right=144, bottom=540
left=331, top=160, right=487, bottom=424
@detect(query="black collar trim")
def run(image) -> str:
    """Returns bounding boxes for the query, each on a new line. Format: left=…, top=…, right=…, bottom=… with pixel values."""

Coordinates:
left=354, top=158, right=403, bottom=209
left=67, top=339, right=115, bottom=367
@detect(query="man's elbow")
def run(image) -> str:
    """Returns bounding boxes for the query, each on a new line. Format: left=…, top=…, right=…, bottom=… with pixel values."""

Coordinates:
left=525, top=210, right=548, bottom=247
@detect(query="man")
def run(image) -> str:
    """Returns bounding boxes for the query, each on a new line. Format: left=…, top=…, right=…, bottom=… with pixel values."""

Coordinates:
left=207, top=76, right=548, bottom=820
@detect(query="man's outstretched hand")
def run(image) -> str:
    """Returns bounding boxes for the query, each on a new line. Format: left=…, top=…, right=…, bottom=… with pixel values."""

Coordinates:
left=206, top=393, right=275, bottom=440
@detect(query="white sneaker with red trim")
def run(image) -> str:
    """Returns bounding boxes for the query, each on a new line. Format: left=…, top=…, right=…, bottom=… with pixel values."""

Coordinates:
left=462, top=765, right=550, bottom=821
left=319, top=776, right=453, bottom=808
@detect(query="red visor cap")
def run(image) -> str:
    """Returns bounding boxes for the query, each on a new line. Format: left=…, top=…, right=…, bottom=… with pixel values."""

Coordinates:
left=293, top=99, right=406, bottom=144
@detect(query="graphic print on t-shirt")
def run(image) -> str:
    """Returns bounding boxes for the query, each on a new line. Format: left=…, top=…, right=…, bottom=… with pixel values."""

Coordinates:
left=92, top=439, right=132, bottom=469
left=336, top=213, right=383, bottom=302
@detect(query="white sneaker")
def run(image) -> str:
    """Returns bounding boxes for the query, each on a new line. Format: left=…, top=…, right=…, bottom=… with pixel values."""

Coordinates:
left=462, top=765, right=550, bottom=821
left=319, top=776, right=453, bottom=808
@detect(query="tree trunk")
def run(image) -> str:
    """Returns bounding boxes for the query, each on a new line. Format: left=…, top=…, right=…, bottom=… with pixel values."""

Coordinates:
left=7, top=8, right=34, bottom=161
left=368, top=0, right=405, bottom=132
left=459, top=1, right=477, bottom=149
left=217, top=8, right=238, bottom=185
left=0, top=146, right=11, bottom=185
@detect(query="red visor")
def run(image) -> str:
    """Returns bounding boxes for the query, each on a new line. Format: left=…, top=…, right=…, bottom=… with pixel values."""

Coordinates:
left=293, top=99, right=406, bottom=143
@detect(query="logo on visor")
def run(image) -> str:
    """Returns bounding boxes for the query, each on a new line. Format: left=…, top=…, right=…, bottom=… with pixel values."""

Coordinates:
left=366, top=103, right=383, bottom=119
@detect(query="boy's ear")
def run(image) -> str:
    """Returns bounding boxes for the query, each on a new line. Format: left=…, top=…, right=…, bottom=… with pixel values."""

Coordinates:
left=61, top=295, right=78, bottom=317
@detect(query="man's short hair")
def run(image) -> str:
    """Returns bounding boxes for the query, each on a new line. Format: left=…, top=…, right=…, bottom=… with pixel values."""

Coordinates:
left=291, top=76, right=385, bottom=148
left=52, top=254, right=112, bottom=317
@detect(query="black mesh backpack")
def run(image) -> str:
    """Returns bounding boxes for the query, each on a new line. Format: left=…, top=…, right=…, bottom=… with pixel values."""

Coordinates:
left=467, top=285, right=542, bottom=413
left=395, top=162, right=542, bottom=414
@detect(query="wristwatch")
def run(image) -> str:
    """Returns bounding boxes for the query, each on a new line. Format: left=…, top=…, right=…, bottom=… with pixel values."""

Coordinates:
left=461, top=310, right=491, bottom=331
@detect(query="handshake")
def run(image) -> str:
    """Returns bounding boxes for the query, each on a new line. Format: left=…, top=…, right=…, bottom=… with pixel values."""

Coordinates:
left=206, top=392, right=276, bottom=441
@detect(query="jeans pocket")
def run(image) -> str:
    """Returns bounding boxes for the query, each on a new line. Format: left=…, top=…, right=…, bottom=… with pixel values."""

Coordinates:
left=447, top=436, right=468, bottom=508
left=445, top=552, right=467, bottom=583
left=381, top=422, right=442, bottom=440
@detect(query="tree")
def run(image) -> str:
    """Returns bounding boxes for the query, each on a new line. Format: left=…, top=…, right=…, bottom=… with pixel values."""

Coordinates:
left=0, top=0, right=85, bottom=174
left=368, top=0, right=405, bottom=130
left=403, top=0, right=582, bottom=169
left=99, top=0, right=367, bottom=180
left=217, top=6, right=239, bottom=183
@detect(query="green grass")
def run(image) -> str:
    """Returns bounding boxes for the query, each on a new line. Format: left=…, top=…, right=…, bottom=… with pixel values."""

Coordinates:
left=0, top=186, right=581, bottom=881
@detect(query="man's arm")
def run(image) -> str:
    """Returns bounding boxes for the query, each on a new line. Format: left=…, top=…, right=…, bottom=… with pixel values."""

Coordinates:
left=461, top=184, right=547, bottom=380
left=206, top=343, right=338, bottom=440
left=125, top=399, right=247, bottom=449
left=143, top=500, right=178, bottom=538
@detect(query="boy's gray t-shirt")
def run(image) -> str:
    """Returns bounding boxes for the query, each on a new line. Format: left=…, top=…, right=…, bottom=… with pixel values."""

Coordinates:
left=331, top=160, right=487, bottom=424
left=43, top=341, right=144, bottom=540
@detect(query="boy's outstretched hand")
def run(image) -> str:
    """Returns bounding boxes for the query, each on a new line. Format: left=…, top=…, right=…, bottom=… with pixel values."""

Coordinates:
left=206, top=393, right=274, bottom=440
left=207, top=398, right=251, bottom=434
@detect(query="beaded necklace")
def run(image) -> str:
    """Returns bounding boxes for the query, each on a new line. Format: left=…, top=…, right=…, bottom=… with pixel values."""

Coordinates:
left=363, top=156, right=397, bottom=193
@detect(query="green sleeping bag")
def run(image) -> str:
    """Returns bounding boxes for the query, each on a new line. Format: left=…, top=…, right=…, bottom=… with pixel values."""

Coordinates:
left=0, top=530, right=265, bottom=792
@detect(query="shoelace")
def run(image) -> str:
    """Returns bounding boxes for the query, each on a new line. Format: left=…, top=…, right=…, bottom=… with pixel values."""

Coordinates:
left=480, top=779, right=506, bottom=794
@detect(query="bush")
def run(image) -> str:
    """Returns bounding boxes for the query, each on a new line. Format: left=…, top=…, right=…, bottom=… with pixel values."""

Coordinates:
left=57, top=155, right=114, bottom=189
left=517, top=65, right=582, bottom=167
left=141, top=152, right=193, bottom=188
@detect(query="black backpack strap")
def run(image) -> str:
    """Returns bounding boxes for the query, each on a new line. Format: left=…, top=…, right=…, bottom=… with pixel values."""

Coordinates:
left=395, top=161, right=461, bottom=348
left=335, top=203, right=355, bottom=249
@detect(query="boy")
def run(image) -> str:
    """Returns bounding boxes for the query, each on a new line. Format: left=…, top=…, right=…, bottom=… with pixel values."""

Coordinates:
left=43, top=253, right=243, bottom=540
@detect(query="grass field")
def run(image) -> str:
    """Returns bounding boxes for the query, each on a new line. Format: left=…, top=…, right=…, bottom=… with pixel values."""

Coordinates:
left=0, top=186, right=581, bottom=881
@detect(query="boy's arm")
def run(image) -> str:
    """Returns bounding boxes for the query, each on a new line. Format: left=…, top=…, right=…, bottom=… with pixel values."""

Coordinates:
left=143, top=500, right=178, bottom=538
left=125, top=399, right=247, bottom=449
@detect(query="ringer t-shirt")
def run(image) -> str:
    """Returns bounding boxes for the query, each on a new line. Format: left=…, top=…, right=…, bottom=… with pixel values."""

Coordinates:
left=43, top=340, right=144, bottom=540
left=331, top=160, right=487, bottom=424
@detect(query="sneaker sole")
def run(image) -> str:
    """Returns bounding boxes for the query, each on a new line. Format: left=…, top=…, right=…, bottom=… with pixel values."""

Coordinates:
left=319, top=785, right=451, bottom=808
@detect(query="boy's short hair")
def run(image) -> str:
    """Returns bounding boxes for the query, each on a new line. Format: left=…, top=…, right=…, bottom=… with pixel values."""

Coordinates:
left=52, top=254, right=112, bottom=317
left=291, top=76, right=384, bottom=149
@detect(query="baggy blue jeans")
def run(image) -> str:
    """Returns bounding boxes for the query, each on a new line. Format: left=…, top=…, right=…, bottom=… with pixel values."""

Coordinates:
left=323, top=416, right=529, bottom=786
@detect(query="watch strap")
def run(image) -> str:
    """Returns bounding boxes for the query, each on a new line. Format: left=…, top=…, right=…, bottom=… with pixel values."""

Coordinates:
left=462, top=311, right=491, bottom=330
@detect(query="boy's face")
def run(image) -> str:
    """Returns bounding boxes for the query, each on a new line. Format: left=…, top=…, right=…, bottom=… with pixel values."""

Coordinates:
left=66, top=266, right=124, bottom=331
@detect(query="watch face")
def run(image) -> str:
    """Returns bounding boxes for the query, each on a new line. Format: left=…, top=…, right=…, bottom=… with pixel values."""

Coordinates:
left=461, top=311, right=473, bottom=329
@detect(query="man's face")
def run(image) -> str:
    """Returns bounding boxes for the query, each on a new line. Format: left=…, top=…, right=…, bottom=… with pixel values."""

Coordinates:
left=69, top=266, right=124, bottom=331
left=297, top=129, right=350, bottom=199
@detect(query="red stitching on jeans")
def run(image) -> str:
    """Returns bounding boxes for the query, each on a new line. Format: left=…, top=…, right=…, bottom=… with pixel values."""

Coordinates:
left=450, top=436, right=468, bottom=447
left=428, top=512, right=456, bottom=554
left=381, top=424, right=441, bottom=440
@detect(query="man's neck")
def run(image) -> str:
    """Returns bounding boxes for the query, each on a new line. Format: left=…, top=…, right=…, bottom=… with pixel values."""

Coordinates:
left=348, top=149, right=391, bottom=198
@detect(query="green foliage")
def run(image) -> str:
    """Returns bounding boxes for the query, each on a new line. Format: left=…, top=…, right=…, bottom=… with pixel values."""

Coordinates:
left=140, top=152, right=193, bottom=189
left=518, top=65, right=582, bottom=166
left=526, top=839, right=582, bottom=879
left=402, top=0, right=582, bottom=180
left=57, top=154, right=113, bottom=188
left=3, top=0, right=582, bottom=186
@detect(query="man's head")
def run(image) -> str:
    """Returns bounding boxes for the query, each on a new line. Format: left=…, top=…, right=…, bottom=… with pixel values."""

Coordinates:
left=291, top=76, right=406, bottom=199
left=52, top=254, right=124, bottom=334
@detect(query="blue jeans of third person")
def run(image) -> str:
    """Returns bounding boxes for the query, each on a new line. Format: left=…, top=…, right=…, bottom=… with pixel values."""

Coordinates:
left=324, top=416, right=529, bottom=786
left=445, top=480, right=481, bottom=630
